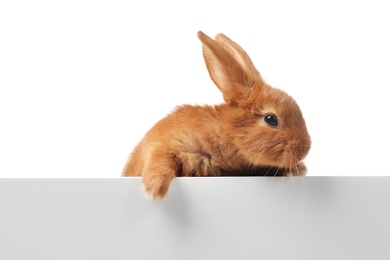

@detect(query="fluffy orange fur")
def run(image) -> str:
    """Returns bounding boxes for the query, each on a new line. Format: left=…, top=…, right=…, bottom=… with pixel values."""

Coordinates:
left=122, top=31, right=311, bottom=199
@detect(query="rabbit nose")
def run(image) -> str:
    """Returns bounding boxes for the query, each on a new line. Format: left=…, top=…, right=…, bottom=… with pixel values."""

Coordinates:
left=302, top=136, right=311, bottom=156
left=285, top=138, right=309, bottom=162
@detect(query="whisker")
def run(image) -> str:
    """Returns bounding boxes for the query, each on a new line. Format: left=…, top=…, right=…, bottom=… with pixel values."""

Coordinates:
left=264, top=164, right=284, bottom=202
left=265, top=166, right=280, bottom=201
left=264, top=166, right=273, bottom=176
left=298, top=163, right=306, bottom=184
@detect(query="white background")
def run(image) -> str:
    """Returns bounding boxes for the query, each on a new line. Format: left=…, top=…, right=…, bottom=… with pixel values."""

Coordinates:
left=1, top=0, right=389, bottom=177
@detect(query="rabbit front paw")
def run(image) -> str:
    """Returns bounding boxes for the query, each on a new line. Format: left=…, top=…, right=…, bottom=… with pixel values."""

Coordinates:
left=285, top=162, right=307, bottom=177
left=142, top=172, right=175, bottom=200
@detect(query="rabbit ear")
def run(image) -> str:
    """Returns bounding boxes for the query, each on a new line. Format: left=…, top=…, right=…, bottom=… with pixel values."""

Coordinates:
left=197, top=31, right=259, bottom=105
left=214, top=33, right=262, bottom=80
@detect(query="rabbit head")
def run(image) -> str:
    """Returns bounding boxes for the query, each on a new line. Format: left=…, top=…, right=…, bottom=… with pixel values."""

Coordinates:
left=198, top=31, right=311, bottom=171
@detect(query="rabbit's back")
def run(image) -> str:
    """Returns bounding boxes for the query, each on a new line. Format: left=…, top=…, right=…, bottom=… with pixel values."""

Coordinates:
left=122, top=104, right=243, bottom=177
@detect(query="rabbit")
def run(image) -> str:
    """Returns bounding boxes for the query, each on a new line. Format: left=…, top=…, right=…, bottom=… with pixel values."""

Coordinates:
left=122, top=31, right=311, bottom=200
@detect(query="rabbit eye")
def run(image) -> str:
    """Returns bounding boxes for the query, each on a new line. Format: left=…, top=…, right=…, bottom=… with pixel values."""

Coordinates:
left=264, top=114, right=279, bottom=127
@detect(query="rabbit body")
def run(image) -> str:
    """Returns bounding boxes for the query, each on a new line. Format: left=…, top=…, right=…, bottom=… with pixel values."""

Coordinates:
left=123, top=31, right=311, bottom=199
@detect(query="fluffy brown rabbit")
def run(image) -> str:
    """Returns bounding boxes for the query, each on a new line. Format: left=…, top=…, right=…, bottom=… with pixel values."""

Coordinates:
left=122, top=31, right=311, bottom=199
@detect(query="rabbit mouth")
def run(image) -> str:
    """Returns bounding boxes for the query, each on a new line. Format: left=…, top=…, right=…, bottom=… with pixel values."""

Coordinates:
left=279, top=146, right=309, bottom=168
left=282, top=136, right=311, bottom=162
